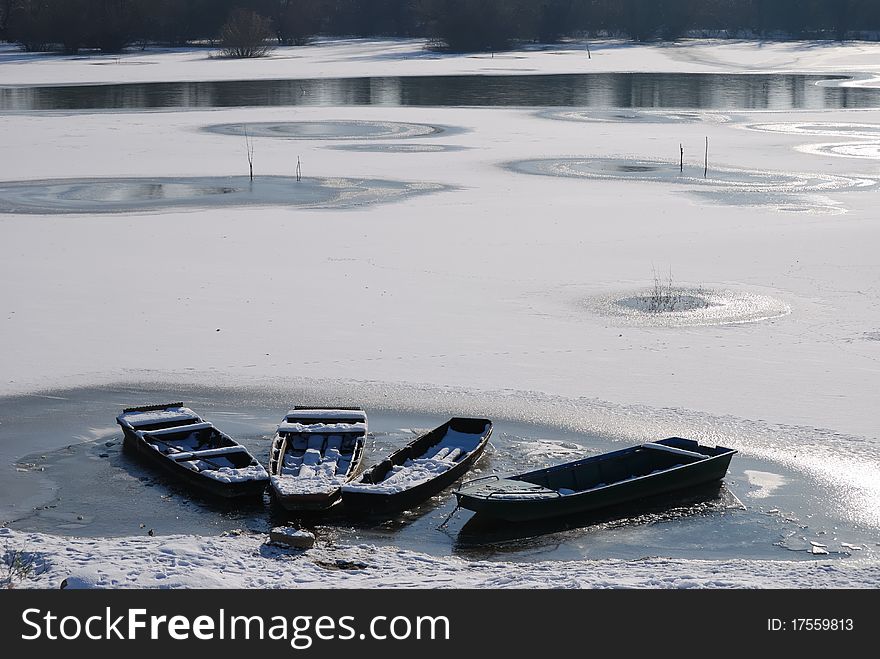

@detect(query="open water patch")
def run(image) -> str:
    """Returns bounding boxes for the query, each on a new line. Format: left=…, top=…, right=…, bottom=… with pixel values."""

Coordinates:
left=0, top=175, right=447, bottom=214
left=202, top=120, right=450, bottom=141
left=2, top=382, right=875, bottom=562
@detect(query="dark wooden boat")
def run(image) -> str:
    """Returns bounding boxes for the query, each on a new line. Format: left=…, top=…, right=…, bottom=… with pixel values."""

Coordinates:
left=341, top=417, right=493, bottom=514
left=116, top=403, right=269, bottom=499
left=268, top=407, right=367, bottom=511
left=454, top=437, right=736, bottom=523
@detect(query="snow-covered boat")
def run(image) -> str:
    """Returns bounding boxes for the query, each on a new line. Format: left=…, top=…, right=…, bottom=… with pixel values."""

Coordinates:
left=341, top=418, right=492, bottom=514
left=268, top=407, right=367, bottom=511
left=454, top=437, right=736, bottom=522
left=116, top=403, right=269, bottom=499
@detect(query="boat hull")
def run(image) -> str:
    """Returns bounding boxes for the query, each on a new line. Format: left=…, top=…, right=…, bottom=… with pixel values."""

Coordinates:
left=121, top=429, right=268, bottom=500
left=455, top=442, right=735, bottom=523
left=267, top=409, right=367, bottom=512
left=341, top=418, right=492, bottom=515
left=341, top=443, right=487, bottom=514
left=271, top=487, right=344, bottom=512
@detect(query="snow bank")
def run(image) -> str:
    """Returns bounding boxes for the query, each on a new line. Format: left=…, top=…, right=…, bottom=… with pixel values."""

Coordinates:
left=4, top=528, right=878, bottom=589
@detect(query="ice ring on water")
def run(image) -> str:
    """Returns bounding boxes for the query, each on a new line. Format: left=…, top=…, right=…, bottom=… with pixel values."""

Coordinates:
left=505, top=157, right=874, bottom=214
left=0, top=176, right=447, bottom=215
left=796, top=141, right=880, bottom=160
left=506, top=157, right=875, bottom=192
left=537, top=109, right=731, bottom=124
left=586, top=288, right=791, bottom=327
left=743, top=122, right=880, bottom=139
left=203, top=120, right=450, bottom=140
left=325, top=143, right=469, bottom=153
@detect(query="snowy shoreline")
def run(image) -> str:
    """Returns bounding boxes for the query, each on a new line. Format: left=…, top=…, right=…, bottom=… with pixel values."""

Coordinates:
left=4, top=527, right=878, bottom=589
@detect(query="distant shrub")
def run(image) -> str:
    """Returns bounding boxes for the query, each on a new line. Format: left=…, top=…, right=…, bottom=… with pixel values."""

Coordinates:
left=219, top=9, right=274, bottom=58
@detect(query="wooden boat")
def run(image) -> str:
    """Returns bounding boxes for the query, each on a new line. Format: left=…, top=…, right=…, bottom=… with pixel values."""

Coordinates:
left=116, top=403, right=269, bottom=499
left=454, top=437, right=736, bottom=523
left=268, top=407, right=367, bottom=511
left=341, top=417, right=493, bottom=514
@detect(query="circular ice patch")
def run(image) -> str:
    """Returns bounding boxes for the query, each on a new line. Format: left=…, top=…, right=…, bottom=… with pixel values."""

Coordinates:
left=203, top=120, right=446, bottom=140
left=505, top=157, right=875, bottom=193
left=325, top=143, right=468, bottom=153
left=744, top=122, right=880, bottom=139
left=537, top=109, right=730, bottom=124
left=587, top=288, right=791, bottom=327
left=797, top=141, right=880, bottom=160
left=0, top=176, right=446, bottom=214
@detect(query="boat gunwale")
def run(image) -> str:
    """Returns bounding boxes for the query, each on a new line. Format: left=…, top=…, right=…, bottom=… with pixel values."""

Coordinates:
left=342, top=417, right=493, bottom=498
left=458, top=439, right=736, bottom=502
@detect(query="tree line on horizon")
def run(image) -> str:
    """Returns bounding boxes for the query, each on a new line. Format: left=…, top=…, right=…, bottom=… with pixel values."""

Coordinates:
left=2, top=0, right=879, bottom=55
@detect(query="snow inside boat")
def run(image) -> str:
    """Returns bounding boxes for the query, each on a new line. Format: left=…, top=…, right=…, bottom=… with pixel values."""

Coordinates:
left=341, top=417, right=492, bottom=514
left=116, top=403, right=269, bottom=499
left=268, top=407, right=367, bottom=511
left=454, top=437, right=736, bottom=522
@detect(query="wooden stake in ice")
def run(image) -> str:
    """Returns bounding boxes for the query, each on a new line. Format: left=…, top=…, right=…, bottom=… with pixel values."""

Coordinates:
left=244, top=126, right=254, bottom=182
left=680, top=144, right=684, bottom=173
left=296, top=156, right=302, bottom=182
left=704, top=136, right=708, bottom=178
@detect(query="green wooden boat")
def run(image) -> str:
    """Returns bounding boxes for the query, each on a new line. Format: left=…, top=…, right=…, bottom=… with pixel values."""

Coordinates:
left=454, top=437, right=736, bottom=523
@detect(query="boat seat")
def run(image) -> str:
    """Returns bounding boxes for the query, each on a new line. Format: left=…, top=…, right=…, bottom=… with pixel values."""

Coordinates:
left=302, top=449, right=321, bottom=466
left=142, top=421, right=214, bottom=437
left=167, top=446, right=249, bottom=462
left=307, top=435, right=325, bottom=451
left=326, top=435, right=343, bottom=451
left=642, top=443, right=708, bottom=460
